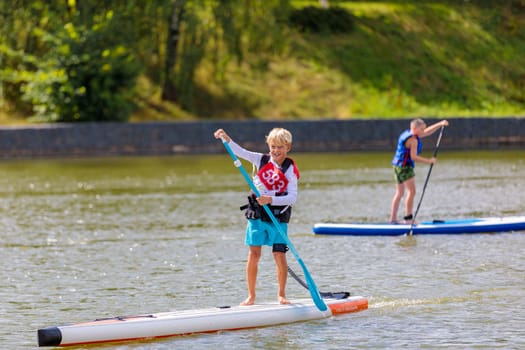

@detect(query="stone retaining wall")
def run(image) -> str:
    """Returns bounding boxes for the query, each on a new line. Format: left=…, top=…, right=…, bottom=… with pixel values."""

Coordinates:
left=0, top=118, right=523, bottom=159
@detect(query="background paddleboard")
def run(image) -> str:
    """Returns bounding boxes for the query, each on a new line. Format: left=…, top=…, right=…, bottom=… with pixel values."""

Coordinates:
left=313, top=216, right=525, bottom=236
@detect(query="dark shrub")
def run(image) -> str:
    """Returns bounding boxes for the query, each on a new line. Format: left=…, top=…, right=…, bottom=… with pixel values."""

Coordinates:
left=289, top=6, right=355, bottom=34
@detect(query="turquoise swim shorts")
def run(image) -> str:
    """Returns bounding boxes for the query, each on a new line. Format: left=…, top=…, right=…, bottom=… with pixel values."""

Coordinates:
left=245, top=219, right=288, bottom=246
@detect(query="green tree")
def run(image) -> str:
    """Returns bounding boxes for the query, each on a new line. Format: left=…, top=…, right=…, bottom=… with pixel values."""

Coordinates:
left=1, top=0, right=293, bottom=120
left=1, top=0, right=143, bottom=122
left=32, top=19, right=140, bottom=121
left=162, top=0, right=187, bottom=102
left=165, top=0, right=292, bottom=112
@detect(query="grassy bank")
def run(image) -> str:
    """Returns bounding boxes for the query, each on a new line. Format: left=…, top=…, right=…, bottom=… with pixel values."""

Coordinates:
left=132, top=1, right=525, bottom=121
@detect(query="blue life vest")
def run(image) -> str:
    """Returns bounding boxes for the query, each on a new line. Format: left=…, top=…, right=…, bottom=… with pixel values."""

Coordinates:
left=391, top=130, right=422, bottom=167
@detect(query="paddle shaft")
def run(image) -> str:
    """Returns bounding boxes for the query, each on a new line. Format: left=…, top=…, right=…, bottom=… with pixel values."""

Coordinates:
left=408, top=126, right=445, bottom=236
left=220, top=138, right=328, bottom=311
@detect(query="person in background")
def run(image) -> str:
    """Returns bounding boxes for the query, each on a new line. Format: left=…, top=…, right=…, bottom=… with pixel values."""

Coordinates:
left=214, top=127, right=300, bottom=305
left=389, top=118, right=449, bottom=224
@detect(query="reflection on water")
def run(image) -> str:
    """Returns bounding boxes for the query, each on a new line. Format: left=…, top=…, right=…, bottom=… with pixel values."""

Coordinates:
left=0, top=151, right=523, bottom=349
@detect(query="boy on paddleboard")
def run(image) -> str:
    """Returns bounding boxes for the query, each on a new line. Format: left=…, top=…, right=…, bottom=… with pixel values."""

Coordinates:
left=389, top=119, right=449, bottom=224
left=214, top=128, right=299, bottom=306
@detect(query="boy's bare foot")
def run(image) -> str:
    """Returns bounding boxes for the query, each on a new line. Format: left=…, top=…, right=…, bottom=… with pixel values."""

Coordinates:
left=240, top=297, right=255, bottom=306
left=278, top=296, right=291, bottom=305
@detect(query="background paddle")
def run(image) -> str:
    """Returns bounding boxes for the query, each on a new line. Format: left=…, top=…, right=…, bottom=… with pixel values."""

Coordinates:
left=408, top=126, right=445, bottom=236
left=220, top=138, right=328, bottom=312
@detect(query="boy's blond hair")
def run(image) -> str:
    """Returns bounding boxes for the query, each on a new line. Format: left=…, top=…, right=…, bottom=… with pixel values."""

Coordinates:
left=266, top=128, right=293, bottom=146
left=411, top=118, right=426, bottom=129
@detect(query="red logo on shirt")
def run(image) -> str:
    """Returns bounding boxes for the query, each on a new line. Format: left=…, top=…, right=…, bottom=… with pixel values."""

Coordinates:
left=258, top=162, right=289, bottom=193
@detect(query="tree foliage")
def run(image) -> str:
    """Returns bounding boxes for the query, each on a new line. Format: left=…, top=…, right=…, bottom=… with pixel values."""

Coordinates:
left=0, top=0, right=292, bottom=122
left=1, top=1, right=166, bottom=121
left=1, top=1, right=148, bottom=121
left=24, top=13, right=142, bottom=121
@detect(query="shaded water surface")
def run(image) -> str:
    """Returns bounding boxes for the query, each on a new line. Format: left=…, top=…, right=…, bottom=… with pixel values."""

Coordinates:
left=1, top=151, right=523, bottom=349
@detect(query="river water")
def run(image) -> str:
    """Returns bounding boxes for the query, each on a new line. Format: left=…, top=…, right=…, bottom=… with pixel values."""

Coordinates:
left=1, top=150, right=523, bottom=349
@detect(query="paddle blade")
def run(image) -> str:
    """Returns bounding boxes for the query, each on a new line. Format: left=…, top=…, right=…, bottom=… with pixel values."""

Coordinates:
left=299, top=259, right=328, bottom=311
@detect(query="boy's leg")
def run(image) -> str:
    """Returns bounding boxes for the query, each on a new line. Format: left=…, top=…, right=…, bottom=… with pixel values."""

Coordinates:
left=404, top=177, right=417, bottom=221
left=272, top=250, right=290, bottom=304
left=240, top=246, right=261, bottom=306
left=390, top=183, right=405, bottom=223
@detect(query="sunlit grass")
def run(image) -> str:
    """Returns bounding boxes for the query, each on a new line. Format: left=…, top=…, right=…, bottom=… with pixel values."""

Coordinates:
left=180, top=1, right=525, bottom=119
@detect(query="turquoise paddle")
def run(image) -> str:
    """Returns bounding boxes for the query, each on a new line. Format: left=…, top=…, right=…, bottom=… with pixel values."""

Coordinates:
left=220, top=138, right=328, bottom=312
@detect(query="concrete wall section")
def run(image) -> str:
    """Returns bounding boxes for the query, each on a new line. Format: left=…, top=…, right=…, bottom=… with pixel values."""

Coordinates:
left=0, top=118, right=523, bottom=159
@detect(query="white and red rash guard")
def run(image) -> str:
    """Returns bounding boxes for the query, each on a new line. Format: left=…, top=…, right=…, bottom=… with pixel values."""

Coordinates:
left=228, top=140, right=298, bottom=207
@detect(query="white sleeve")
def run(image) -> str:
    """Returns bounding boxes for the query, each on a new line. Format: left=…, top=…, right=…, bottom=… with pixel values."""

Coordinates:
left=228, top=140, right=262, bottom=167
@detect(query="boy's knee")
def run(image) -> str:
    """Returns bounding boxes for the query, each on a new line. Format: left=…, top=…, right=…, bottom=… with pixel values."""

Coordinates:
left=248, top=248, right=262, bottom=259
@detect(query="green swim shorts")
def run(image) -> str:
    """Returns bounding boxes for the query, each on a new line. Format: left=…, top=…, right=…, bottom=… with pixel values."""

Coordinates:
left=393, top=165, right=415, bottom=184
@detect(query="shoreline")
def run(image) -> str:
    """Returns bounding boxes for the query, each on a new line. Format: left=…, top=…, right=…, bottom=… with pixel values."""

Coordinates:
left=0, top=118, right=523, bottom=159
